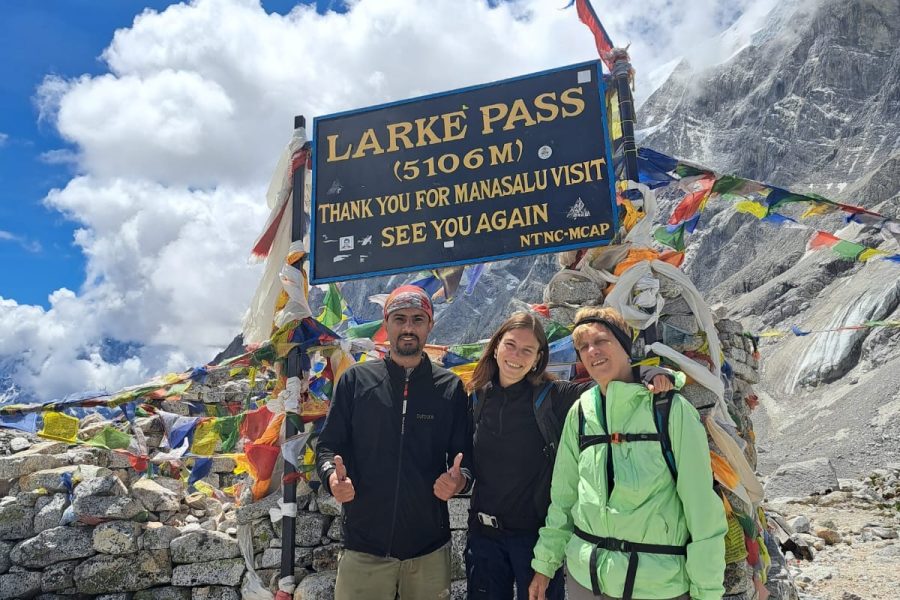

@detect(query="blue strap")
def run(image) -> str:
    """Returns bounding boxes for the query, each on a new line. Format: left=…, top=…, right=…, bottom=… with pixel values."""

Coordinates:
left=533, top=382, right=553, bottom=410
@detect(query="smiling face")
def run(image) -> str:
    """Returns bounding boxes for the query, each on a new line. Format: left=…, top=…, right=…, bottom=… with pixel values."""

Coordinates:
left=494, top=327, right=541, bottom=387
left=575, top=323, right=633, bottom=391
left=385, top=308, right=432, bottom=365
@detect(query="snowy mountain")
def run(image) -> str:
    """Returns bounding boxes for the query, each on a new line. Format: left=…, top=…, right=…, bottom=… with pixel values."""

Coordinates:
left=639, top=0, right=900, bottom=476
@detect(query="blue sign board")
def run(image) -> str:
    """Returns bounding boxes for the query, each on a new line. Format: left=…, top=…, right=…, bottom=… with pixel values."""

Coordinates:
left=310, top=60, right=617, bottom=283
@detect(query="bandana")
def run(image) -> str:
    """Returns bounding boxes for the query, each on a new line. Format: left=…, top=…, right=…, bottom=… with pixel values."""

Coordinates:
left=572, top=317, right=633, bottom=357
left=383, top=285, right=433, bottom=320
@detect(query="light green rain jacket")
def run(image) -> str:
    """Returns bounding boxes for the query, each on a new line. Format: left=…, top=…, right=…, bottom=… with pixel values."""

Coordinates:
left=532, top=375, right=727, bottom=600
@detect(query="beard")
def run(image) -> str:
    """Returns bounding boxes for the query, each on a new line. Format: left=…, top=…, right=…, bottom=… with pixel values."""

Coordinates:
left=394, top=335, right=422, bottom=356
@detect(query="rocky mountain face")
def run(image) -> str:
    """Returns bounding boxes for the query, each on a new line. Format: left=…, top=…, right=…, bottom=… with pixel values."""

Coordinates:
left=638, top=0, right=900, bottom=478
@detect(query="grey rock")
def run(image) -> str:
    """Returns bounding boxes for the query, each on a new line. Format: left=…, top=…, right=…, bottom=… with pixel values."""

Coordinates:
left=171, top=530, right=240, bottom=563
left=209, top=457, right=237, bottom=473
left=170, top=558, right=245, bottom=586
left=315, top=487, right=340, bottom=517
left=724, top=560, right=752, bottom=595
left=546, top=277, right=604, bottom=306
left=865, top=526, right=898, bottom=540
left=66, top=446, right=110, bottom=468
left=73, top=493, right=145, bottom=524
left=295, top=513, right=331, bottom=547
left=235, top=492, right=280, bottom=524
left=312, top=543, right=340, bottom=572
left=449, top=497, right=469, bottom=530
left=293, top=570, right=336, bottom=600
left=0, top=443, right=67, bottom=480
left=252, top=519, right=277, bottom=554
left=0, top=569, right=41, bottom=598
left=41, top=559, right=78, bottom=592
left=14, top=490, right=45, bottom=508
left=132, top=478, right=181, bottom=513
left=789, top=515, right=811, bottom=534
left=20, top=465, right=112, bottom=493
left=450, top=530, right=466, bottom=581
left=0, top=501, right=35, bottom=540
left=680, top=384, right=719, bottom=413
left=33, top=494, right=68, bottom=534
left=8, top=438, right=31, bottom=453
left=133, top=587, right=192, bottom=600
left=191, top=587, right=240, bottom=600
left=0, top=541, right=10, bottom=574
left=93, top=521, right=140, bottom=554
left=10, top=525, right=95, bottom=567
left=326, top=515, right=342, bottom=541
left=765, top=458, right=840, bottom=500
left=74, top=474, right=128, bottom=498
left=74, top=550, right=172, bottom=593
left=142, top=523, right=182, bottom=550
left=256, top=548, right=281, bottom=569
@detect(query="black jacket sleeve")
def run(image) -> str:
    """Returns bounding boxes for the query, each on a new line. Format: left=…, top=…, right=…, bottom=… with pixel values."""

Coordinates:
left=446, top=378, right=475, bottom=494
left=551, top=379, right=596, bottom=422
left=315, top=368, right=355, bottom=495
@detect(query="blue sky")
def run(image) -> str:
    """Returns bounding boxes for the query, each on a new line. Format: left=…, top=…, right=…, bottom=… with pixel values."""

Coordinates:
left=0, top=0, right=776, bottom=402
left=0, top=0, right=333, bottom=308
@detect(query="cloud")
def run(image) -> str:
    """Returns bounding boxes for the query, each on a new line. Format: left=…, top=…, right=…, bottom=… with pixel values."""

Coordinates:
left=0, top=132, right=8, bottom=147
left=0, top=230, right=42, bottom=253
left=5, top=0, right=783, bottom=401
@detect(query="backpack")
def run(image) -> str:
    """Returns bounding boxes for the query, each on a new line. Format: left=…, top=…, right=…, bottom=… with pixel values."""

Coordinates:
left=472, top=381, right=559, bottom=460
left=578, top=390, right=679, bottom=484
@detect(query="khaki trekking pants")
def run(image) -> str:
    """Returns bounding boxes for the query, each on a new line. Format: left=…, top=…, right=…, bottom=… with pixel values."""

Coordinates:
left=334, top=544, right=451, bottom=600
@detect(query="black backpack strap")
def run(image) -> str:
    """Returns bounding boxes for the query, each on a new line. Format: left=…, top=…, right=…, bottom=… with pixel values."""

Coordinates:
left=653, top=391, right=678, bottom=483
left=532, top=382, right=559, bottom=459
left=472, top=390, right=484, bottom=425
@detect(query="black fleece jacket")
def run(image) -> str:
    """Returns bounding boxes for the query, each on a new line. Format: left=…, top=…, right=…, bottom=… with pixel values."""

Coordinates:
left=316, top=355, right=472, bottom=560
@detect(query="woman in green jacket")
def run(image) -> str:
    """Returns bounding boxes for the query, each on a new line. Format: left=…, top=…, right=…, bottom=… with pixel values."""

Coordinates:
left=528, top=307, right=727, bottom=600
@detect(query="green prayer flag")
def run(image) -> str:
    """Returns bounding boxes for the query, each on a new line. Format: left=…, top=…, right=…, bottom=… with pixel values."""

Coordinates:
left=317, top=283, right=345, bottom=328
left=86, top=426, right=133, bottom=450
left=653, top=225, right=685, bottom=252
left=345, top=319, right=384, bottom=339
left=832, top=240, right=865, bottom=260
left=215, top=415, right=243, bottom=453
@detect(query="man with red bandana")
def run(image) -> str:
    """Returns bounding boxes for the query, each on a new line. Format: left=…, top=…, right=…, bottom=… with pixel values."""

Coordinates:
left=317, top=285, right=473, bottom=600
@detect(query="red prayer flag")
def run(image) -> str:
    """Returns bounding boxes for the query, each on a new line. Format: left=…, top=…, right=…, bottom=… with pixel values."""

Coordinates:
left=240, top=406, right=274, bottom=443
left=573, top=0, right=616, bottom=71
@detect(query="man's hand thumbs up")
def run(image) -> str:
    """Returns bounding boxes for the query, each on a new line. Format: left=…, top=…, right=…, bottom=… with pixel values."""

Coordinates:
left=434, top=453, right=466, bottom=501
left=329, top=455, right=355, bottom=504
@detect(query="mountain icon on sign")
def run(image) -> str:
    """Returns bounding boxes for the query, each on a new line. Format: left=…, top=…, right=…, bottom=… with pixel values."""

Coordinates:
left=567, top=198, right=591, bottom=219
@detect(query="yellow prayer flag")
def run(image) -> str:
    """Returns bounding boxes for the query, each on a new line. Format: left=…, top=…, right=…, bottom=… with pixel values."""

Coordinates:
left=450, top=362, right=477, bottom=387
left=38, top=411, right=80, bottom=444
left=734, top=201, right=768, bottom=220
left=232, top=453, right=251, bottom=475
left=858, top=248, right=886, bottom=262
left=800, top=203, right=836, bottom=219
left=191, top=420, right=219, bottom=456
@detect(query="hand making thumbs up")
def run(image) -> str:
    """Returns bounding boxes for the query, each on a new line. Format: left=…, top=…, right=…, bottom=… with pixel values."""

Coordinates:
left=433, top=453, right=466, bottom=501
left=329, top=455, right=356, bottom=503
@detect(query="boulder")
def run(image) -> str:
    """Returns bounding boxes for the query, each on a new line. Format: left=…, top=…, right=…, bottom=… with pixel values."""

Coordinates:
left=315, top=487, right=339, bottom=517
left=293, top=571, right=335, bottom=600
left=235, top=492, right=281, bottom=524
left=0, top=541, right=10, bottom=574
left=171, top=558, right=245, bottom=586
left=133, top=587, right=192, bottom=600
left=312, top=543, right=340, bottom=572
left=0, top=443, right=67, bottom=480
left=41, top=559, right=78, bottom=592
left=170, top=530, right=240, bottom=563
left=295, top=513, right=331, bottom=547
left=73, top=493, right=145, bottom=524
left=192, top=586, right=240, bottom=600
left=764, top=458, right=840, bottom=500
left=33, top=494, right=68, bottom=534
left=74, top=550, right=172, bottom=594
left=0, top=569, right=41, bottom=598
left=0, top=500, right=35, bottom=540
left=326, top=515, right=342, bottom=541
left=10, top=525, right=95, bottom=568
left=19, top=465, right=111, bottom=493
left=93, top=521, right=140, bottom=554
left=132, top=478, right=182, bottom=513
left=74, top=474, right=128, bottom=498
left=142, top=523, right=182, bottom=550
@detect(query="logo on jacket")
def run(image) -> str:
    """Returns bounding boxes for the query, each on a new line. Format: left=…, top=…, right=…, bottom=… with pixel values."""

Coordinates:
left=416, top=413, right=435, bottom=421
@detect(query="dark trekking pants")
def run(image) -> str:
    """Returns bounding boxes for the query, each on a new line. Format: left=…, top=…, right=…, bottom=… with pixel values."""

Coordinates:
left=465, top=529, right=565, bottom=600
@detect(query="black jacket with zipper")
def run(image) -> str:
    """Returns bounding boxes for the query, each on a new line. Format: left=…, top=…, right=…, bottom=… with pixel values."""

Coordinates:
left=469, top=377, right=593, bottom=535
left=316, top=355, right=472, bottom=560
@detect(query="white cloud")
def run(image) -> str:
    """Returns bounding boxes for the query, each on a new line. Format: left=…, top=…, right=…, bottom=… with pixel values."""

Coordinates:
left=5, top=0, right=784, bottom=401
left=0, top=230, right=42, bottom=253
left=0, top=132, right=8, bottom=147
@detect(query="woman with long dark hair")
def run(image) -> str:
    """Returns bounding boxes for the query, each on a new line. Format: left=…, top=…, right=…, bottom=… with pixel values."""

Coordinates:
left=465, top=312, right=672, bottom=600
